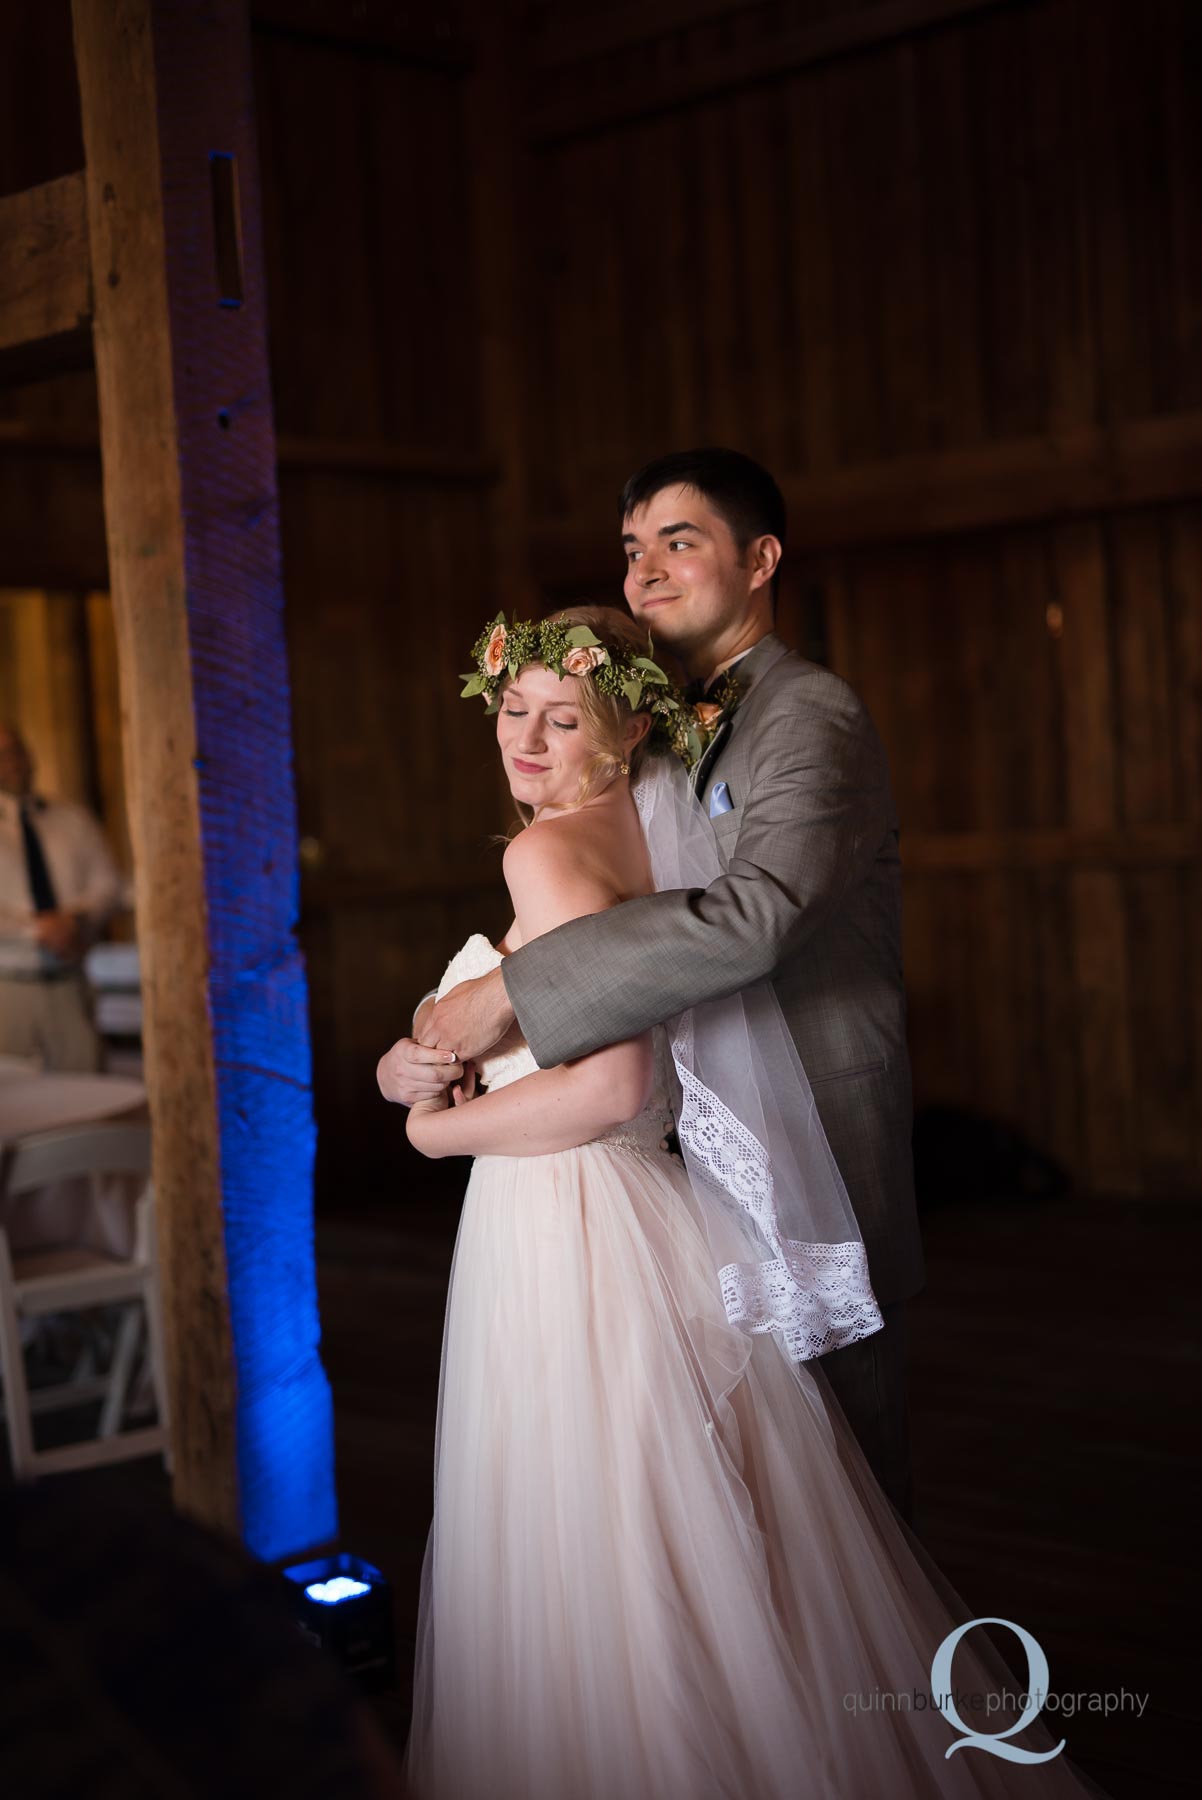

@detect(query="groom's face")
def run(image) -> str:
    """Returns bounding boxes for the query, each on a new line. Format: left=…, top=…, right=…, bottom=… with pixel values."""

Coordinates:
left=621, top=486, right=759, bottom=657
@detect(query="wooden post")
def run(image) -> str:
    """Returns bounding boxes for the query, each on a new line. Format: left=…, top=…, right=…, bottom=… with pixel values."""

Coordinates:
left=71, top=0, right=336, bottom=1557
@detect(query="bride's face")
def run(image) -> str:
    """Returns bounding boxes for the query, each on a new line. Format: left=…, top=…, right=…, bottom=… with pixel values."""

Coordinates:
left=496, top=663, right=595, bottom=810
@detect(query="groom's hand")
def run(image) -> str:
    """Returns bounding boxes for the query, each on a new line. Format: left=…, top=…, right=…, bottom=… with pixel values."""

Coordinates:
left=424, top=966, right=515, bottom=1063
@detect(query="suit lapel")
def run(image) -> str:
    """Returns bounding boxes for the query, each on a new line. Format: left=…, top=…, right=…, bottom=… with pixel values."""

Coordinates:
left=691, top=718, right=732, bottom=797
left=688, top=635, right=790, bottom=798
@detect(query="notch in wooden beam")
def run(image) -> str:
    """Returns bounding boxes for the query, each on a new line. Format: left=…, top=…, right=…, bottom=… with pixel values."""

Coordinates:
left=209, top=153, right=244, bottom=308
left=0, top=171, right=94, bottom=382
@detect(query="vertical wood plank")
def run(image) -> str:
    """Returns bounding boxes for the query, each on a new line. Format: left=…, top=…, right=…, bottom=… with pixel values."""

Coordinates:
left=43, top=589, right=93, bottom=808
left=1051, top=514, right=1139, bottom=1187
left=1032, top=867, right=1084, bottom=1176
left=970, top=4, right=1044, bottom=437
left=731, top=82, right=793, bottom=471
left=873, top=41, right=930, bottom=456
left=1111, top=511, right=1174, bottom=825
left=84, top=589, right=133, bottom=876
left=0, top=596, right=17, bottom=722
left=74, top=0, right=239, bottom=1538
left=74, top=0, right=334, bottom=1556
left=1082, top=0, right=1157, bottom=421
left=822, top=50, right=882, bottom=464
left=464, top=5, right=535, bottom=619
left=1125, top=868, right=1195, bottom=1186
left=1071, top=868, right=1138, bottom=1192
left=6, top=589, right=92, bottom=806
left=1160, top=0, right=1202, bottom=412
left=972, top=868, right=1021, bottom=1128
left=914, top=24, right=986, bottom=446
left=694, top=97, right=742, bottom=447
left=1054, top=520, right=1117, bottom=831
left=1189, top=868, right=1202, bottom=1183
left=785, top=66, right=838, bottom=471
left=998, top=529, right=1064, bottom=829
left=8, top=590, right=59, bottom=792
left=1165, top=504, right=1202, bottom=824
left=943, top=537, right=999, bottom=832
left=819, top=551, right=855, bottom=684
left=1024, top=0, right=1099, bottom=431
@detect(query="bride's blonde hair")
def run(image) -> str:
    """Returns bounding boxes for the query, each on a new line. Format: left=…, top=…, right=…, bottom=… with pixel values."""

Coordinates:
left=507, top=604, right=680, bottom=821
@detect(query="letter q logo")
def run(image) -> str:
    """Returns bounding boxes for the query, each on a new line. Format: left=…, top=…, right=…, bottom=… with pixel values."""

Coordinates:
left=931, top=1617, right=1067, bottom=1765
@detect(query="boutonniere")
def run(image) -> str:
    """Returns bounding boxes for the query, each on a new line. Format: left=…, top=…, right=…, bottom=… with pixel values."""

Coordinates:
left=683, top=672, right=742, bottom=768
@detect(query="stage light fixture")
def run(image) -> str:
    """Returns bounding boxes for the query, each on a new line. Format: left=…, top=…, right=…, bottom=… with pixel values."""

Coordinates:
left=282, top=1552, right=394, bottom=1692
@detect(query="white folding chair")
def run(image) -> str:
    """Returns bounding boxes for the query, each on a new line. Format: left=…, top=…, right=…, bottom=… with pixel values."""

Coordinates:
left=0, top=1122, right=170, bottom=1479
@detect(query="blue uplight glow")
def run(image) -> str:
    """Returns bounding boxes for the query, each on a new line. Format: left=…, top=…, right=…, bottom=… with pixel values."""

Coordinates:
left=189, top=524, right=337, bottom=1561
left=305, top=1575, right=372, bottom=1605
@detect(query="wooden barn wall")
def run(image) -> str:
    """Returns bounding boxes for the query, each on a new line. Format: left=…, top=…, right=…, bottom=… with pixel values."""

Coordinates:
left=0, top=3, right=514, bottom=1199
left=250, top=20, right=513, bottom=1198
left=1, top=0, right=1198, bottom=1200
left=503, top=0, right=1202, bottom=1195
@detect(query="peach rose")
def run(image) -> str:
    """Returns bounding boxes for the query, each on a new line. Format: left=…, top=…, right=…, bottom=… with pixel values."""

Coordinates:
left=563, top=644, right=608, bottom=675
left=693, top=700, right=724, bottom=730
left=483, top=623, right=508, bottom=678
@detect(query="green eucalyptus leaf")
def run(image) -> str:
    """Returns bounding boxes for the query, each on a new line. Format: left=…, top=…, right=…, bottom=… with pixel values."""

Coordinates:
left=564, top=626, right=602, bottom=648
left=621, top=675, right=643, bottom=710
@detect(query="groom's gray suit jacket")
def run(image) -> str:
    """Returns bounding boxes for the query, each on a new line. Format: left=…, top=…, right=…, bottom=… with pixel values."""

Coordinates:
left=502, top=632, right=924, bottom=1307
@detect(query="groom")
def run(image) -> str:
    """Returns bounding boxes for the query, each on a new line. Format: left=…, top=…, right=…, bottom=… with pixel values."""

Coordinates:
left=379, top=448, right=924, bottom=1517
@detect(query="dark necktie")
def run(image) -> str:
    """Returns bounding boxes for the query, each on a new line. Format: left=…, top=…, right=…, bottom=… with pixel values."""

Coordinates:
left=684, top=677, right=707, bottom=704
left=20, top=804, right=58, bottom=913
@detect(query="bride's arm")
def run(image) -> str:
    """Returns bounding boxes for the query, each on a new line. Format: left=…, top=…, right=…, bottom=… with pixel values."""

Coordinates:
left=406, top=824, right=653, bottom=1160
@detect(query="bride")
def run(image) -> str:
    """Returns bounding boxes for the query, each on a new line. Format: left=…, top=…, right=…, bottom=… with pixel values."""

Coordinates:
left=398, top=607, right=1101, bottom=1800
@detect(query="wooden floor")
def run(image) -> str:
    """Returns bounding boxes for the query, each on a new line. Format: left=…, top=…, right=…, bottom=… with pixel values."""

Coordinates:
left=314, top=1183, right=1199, bottom=1798
left=8, top=1182, right=1197, bottom=1797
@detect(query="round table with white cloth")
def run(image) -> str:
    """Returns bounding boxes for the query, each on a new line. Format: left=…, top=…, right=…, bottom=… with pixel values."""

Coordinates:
left=0, top=1071, right=149, bottom=1257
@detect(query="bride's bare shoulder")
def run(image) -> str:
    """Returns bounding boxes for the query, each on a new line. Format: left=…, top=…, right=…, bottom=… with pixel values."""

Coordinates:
left=503, top=812, right=605, bottom=884
left=502, top=814, right=619, bottom=938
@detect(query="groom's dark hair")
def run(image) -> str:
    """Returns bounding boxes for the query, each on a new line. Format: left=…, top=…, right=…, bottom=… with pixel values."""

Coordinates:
left=619, top=448, right=787, bottom=553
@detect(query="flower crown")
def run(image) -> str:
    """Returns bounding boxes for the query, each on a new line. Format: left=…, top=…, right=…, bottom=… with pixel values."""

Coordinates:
left=460, top=613, right=724, bottom=768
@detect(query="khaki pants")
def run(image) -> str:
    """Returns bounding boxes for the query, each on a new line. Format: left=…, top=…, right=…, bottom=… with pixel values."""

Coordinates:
left=0, top=974, right=101, bottom=1072
left=818, top=1300, right=914, bottom=1522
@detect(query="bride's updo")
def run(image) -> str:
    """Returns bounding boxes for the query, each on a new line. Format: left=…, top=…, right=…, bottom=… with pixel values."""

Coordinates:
left=540, top=605, right=679, bottom=804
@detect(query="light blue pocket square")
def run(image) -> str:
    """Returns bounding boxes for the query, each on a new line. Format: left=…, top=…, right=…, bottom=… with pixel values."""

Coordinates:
left=708, top=781, right=734, bottom=818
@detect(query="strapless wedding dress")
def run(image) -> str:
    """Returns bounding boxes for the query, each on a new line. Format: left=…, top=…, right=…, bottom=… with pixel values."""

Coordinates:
left=403, top=935, right=1102, bottom=1800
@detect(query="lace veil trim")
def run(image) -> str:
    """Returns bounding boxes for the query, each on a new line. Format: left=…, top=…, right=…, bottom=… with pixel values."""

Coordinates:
left=636, top=760, right=885, bottom=1364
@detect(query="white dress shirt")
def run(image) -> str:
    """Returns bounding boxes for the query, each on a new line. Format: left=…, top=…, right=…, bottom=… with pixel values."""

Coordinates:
left=0, top=792, right=126, bottom=976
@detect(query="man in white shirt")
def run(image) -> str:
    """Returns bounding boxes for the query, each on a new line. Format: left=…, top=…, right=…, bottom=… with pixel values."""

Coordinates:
left=0, top=723, right=126, bottom=1070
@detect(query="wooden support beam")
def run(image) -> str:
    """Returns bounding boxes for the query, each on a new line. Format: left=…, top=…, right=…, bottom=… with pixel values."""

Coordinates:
left=249, top=0, right=470, bottom=67
left=531, top=0, right=765, bottom=71
left=901, top=824, right=1202, bottom=874
left=0, top=418, right=497, bottom=484
left=526, top=0, right=1015, bottom=144
left=530, top=412, right=1202, bottom=581
left=71, top=0, right=334, bottom=1558
left=0, top=172, right=93, bottom=382
left=10, top=408, right=1199, bottom=545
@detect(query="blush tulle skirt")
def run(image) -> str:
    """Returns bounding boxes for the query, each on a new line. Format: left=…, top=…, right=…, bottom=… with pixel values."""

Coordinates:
left=402, top=1141, right=1101, bottom=1800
